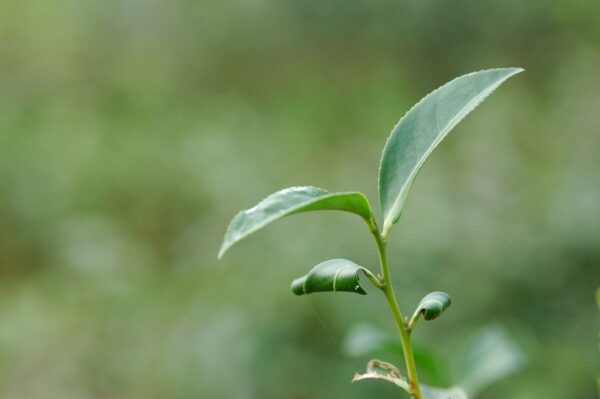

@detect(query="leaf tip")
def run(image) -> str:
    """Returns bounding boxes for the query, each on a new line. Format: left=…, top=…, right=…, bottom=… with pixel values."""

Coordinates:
left=491, top=67, right=524, bottom=83
left=217, top=241, right=229, bottom=259
left=290, top=277, right=306, bottom=296
left=506, top=66, right=525, bottom=77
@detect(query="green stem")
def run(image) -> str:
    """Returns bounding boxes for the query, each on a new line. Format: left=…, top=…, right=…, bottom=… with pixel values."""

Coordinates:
left=366, top=218, right=422, bottom=399
left=407, top=309, right=422, bottom=333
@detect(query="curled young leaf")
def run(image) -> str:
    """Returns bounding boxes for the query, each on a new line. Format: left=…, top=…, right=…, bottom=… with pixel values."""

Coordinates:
left=417, top=291, right=451, bottom=321
left=218, top=186, right=373, bottom=258
left=291, top=259, right=378, bottom=296
left=421, top=384, right=468, bottom=399
left=378, top=68, right=523, bottom=237
left=352, top=359, right=411, bottom=392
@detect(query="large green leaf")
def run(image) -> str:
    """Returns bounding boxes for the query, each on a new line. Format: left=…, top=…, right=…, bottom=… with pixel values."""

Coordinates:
left=291, top=259, right=377, bottom=296
left=416, top=291, right=451, bottom=321
left=378, top=68, right=523, bottom=236
left=218, top=186, right=373, bottom=258
left=422, top=385, right=468, bottom=399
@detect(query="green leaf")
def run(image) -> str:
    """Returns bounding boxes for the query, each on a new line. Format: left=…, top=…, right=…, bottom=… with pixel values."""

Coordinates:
left=416, top=291, right=451, bottom=320
left=352, top=359, right=411, bottom=393
left=422, top=385, right=468, bottom=399
left=378, top=68, right=523, bottom=236
left=218, top=186, right=373, bottom=258
left=458, top=325, right=523, bottom=396
left=291, top=259, right=376, bottom=296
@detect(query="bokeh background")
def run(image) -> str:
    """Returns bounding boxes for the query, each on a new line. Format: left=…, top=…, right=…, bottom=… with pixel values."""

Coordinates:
left=0, top=1, right=599, bottom=398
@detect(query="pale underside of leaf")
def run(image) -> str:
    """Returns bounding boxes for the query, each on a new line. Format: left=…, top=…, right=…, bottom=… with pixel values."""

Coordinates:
left=352, top=359, right=411, bottom=393
left=342, top=323, right=389, bottom=357
left=378, top=68, right=523, bottom=237
left=218, top=186, right=372, bottom=258
left=291, top=259, right=373, bottom=295
left=458, top=325, right=524, bottom=396
left=421, top=384, right=468, bottom=399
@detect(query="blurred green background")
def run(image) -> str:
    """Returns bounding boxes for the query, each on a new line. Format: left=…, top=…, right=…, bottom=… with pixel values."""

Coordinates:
left=0, top=1, right=599, bottom=398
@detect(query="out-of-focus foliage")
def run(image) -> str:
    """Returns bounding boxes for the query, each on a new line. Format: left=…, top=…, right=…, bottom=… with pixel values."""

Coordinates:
left=343, top=324, right=523, bottom=397
left=458, top=326, right=524, bottom=396
left=0, top=1, right=598, bottom=398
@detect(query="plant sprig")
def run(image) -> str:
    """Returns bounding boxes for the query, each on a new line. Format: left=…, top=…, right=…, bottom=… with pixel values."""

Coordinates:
left=219, top=68, right=523, bottom=398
